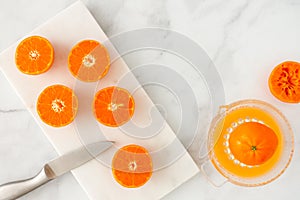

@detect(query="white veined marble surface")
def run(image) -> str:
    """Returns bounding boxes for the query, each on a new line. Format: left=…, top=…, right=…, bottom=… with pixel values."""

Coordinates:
left=1, top=0, right=300, bottom=199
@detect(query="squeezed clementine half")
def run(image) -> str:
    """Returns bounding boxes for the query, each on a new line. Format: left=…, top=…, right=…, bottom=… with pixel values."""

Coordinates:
left=68, top=40, right=110, bottom=82
left=269, top=61, right=300, bottom=103
left=37, top=84, right=78, bottom=127
left=93, top=86, right=134, bottom=127
left=112, top=144, right=153, bottom=188
left=15, top=36, right=54, bottom=75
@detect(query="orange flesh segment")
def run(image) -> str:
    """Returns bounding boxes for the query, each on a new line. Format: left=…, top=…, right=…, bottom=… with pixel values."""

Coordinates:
left=68, top=40, right=110, bottom=82
left=112, top=144, right=153, bottom=188
left=93, top=86, right=134, bottom=127
left=37, top=84, right=78, bottom=127
left=15, top=36, right=54, bottom=75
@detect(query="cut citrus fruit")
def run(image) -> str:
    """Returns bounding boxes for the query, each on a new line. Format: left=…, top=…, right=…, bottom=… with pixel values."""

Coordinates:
left=269, top=61, right=300, bottom=103
left=229, top=122, right=278, bottom=166
left=15, top=36, right=54, bottom=75
left=93, top=86, right=134, bottom=127
left=112, top=144, right=153, bottom=188
left=68, top=39, right=110, bottom=82
left=37, top=84, right=78, bottom=127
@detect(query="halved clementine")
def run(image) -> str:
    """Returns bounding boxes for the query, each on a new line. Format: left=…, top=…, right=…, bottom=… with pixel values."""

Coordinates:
left=112, top=144, right=153, bottom=188
left=15, top=36, right=54, bottom=75
left=37, top=84, right=78, bottom=127
left=269, top=61, right=300, bottom=103
left=93, top=86, right=134, bottom=127
left=68, top=40, right=110, bottom=82
left=229, top=122, right=278, bottom=166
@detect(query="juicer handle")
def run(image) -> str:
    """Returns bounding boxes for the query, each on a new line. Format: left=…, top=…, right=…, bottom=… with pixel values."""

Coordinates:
left=200, top=160, right=228, bottom=188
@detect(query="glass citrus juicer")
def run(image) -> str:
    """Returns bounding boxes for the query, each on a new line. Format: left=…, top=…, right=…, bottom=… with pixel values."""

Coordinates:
left=201, top=99, right=294, bottom=187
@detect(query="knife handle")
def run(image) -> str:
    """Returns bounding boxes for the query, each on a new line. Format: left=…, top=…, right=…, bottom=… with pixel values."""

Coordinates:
left=0, top=165, right=54, bottom=200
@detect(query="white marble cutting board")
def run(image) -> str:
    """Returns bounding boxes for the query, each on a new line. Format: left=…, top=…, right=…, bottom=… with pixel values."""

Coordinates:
left=0, top=1, right=199, bottom=199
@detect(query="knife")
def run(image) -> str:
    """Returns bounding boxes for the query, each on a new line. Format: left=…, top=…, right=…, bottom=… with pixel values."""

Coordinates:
left=0, top=141, right=113, bottom=200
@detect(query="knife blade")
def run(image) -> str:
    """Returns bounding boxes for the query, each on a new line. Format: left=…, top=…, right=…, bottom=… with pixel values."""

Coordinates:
left=0, top=141, right=113, bottom=200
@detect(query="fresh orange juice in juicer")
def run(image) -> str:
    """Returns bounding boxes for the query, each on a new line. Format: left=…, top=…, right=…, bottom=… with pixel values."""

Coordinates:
left=207, top=100, right=294, bottom=186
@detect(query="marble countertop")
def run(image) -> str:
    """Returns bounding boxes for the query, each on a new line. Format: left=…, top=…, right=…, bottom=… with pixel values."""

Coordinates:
left=1, top=0, right=300, bottom=199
